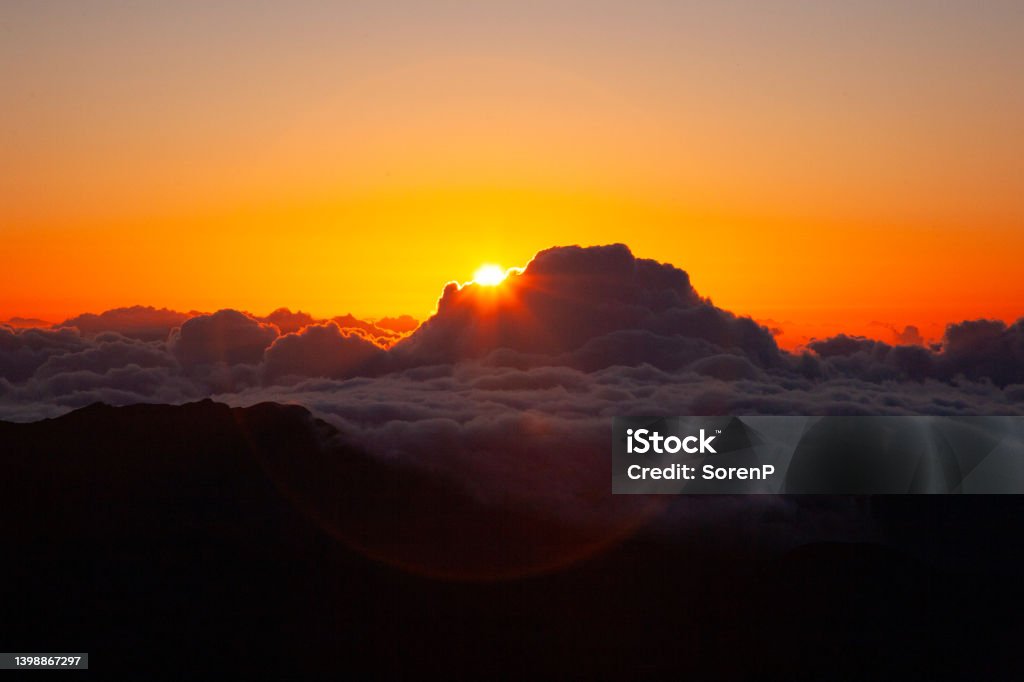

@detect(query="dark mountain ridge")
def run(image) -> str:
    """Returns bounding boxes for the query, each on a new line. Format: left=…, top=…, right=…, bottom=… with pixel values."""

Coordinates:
left=1, top=401, right=1021, bottom=678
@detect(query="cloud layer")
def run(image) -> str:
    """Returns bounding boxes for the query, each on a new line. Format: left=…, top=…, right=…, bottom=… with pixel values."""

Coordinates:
left=2, top=244, right=1021, bottom=424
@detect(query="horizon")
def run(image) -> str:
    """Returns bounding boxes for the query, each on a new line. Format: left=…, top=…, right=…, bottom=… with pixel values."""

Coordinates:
left=4, top=2, right=1023, bottom=346
left=4, top=240, right=1021, bottom=351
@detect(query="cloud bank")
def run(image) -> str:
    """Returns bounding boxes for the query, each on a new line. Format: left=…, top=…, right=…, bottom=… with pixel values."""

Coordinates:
left=1, top=243, right=1020, bottom=424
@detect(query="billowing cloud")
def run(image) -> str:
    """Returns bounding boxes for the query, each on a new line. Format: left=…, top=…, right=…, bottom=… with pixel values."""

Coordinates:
left=57, top=305, right=190, bottom=341
left=258, top=307, right=320, bottom=335
left=329, top=314, right=405, bottom=346
left=0, top=326, right=89, bottom=383
left=808, top=319, right=1024, bottom=387
left=170, top=309, right=279, bottom=369
left=393, top=244, right=781, bottom=370
left=942, top=319, right=1024, bottom=387
left=263, top=322, right=386, bottom=384
left=252, top=308, right=415, bottom=345
left=868, top=321, right=925, bottom=346
left=0, top=329, right=195, bottom=421
left=34, top=332, right=175, bottom=379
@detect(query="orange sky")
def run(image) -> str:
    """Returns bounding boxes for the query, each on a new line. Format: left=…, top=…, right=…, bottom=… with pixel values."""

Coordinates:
left=2, top=2, right=1022, bottom=348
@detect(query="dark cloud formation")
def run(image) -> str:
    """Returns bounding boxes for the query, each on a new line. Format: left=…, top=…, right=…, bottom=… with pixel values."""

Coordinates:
left=170, top=309, right=280, bottom=369
left=254, top=308, right=413, bottom=345
left=0, top=326, right=89, bottom=383
left=33, top=332, right=175, bottom=380
left=58, top=305, right=190, bottom=341
left=896, top=324, right=924, bottom=346
left=805, top=335, right=936, bottom=382
left=0, top=327, right=197, bottom=421
left=808, top=319, right=1024, bottom=387
left=870, top=321, right=925, bottom=346
left=258, top=307, right=319, bottom=335
left=394, top=244, right=781, bottom=371
left=263, top=322, right=386, bottom=384
left=943, top=319, right=1024, bottom=387
left=329, top=314, right=405, bottom=346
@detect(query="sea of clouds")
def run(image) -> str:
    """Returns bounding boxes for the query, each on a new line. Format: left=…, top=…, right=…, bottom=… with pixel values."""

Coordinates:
left=2, top=243, right=1021, bottom=427
left=4, top=243, right=1020, bottom=563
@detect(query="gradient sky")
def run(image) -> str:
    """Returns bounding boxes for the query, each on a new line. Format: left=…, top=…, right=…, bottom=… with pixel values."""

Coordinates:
left=3, top=1, right=1022, bottom=346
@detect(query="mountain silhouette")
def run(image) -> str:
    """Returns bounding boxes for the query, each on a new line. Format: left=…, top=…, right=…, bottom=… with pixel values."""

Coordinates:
left=1, top=401, right=1022, bottom=678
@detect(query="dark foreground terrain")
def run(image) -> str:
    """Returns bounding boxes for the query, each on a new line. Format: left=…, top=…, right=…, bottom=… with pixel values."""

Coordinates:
left=2, top=401, right=1023, bottom=678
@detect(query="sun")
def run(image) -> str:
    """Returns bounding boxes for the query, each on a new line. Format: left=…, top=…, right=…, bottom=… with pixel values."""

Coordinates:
left=473, top=264, right=508, bottom=286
